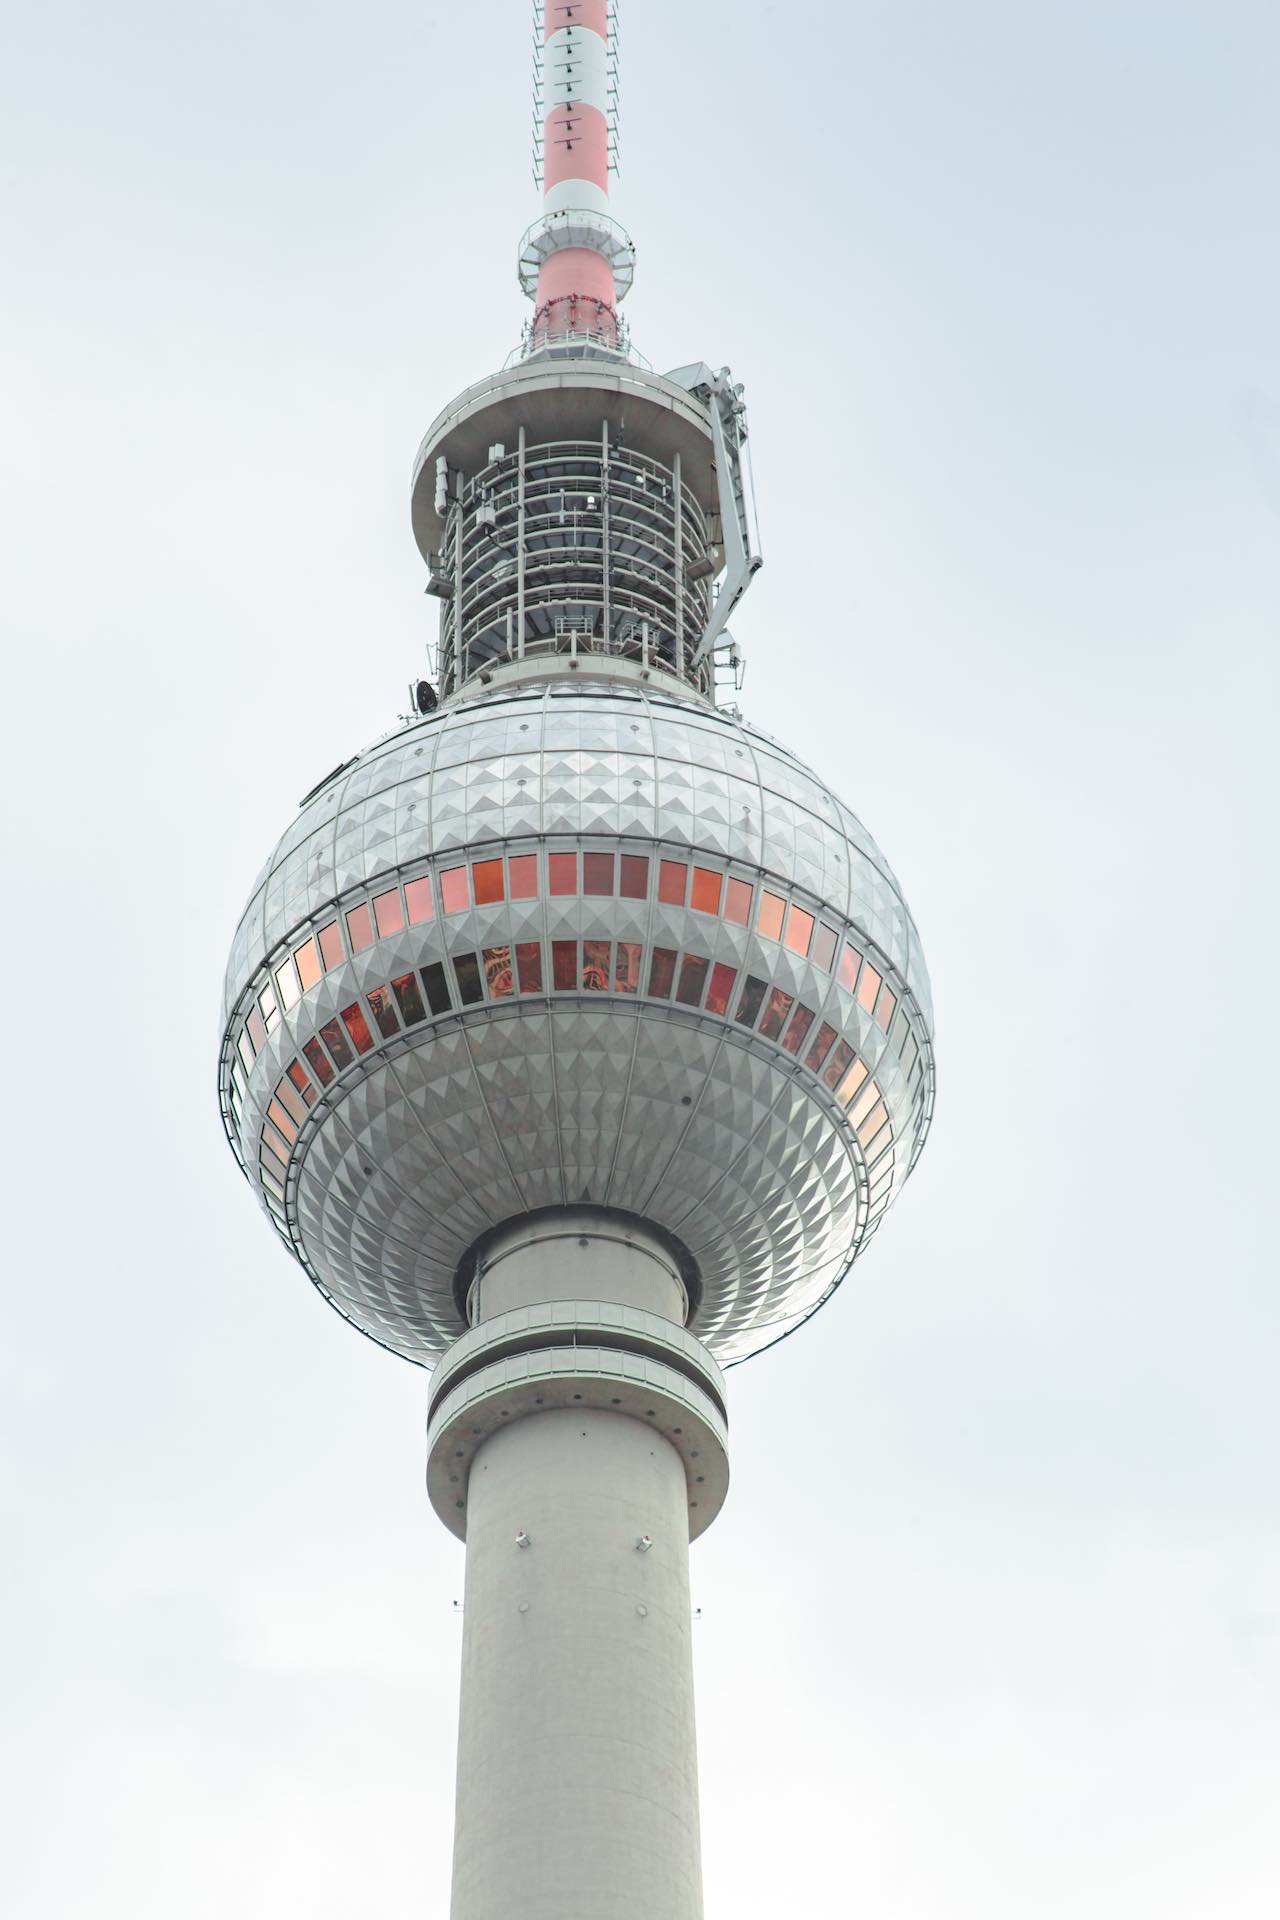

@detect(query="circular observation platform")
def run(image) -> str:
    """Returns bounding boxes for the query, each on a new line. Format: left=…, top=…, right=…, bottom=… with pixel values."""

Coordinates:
left=219, top=678, right=935, bottom=1368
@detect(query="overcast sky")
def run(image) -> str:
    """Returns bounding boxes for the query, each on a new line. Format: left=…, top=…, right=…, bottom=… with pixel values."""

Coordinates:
left=2, top=1, right=1278, bottom=1914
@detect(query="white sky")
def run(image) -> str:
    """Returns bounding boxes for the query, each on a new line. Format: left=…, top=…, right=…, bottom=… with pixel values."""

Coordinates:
left=2, top=1, right=1278, bottom=1914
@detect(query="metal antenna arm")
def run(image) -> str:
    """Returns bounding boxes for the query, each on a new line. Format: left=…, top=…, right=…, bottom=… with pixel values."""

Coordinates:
left=667, top=365, right=764, bottom=666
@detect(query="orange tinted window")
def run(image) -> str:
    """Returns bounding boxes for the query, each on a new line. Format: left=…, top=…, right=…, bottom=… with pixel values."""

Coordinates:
left=875, top=984, right=897, bottom=1032
left=260, top=1124, right=289, bottom=1170
left=705, top=962, right=737, bottom=1016
left=237, top=1031, right=256, bottom=1075
left=473, top=859, right=504, bottom=905
left=691, top=867, right=722, bottom=914
left=614, top=943, right=642, bottom=993
left=440, top=867, right=468, bottom=913
left=857, top=1101, right=889, bottom=1148
left=509, top=854, right=537, bottom=899
left=319, top=1017, right=353, bottom=1069
left=584, top=853, right=614, bottom=896
left=317, top=921, right=343, bottom=971
left=857, top=962, right=882, bottom=1014
left=373, top=888, right=404, bottom=937
left=838, top=1059, right=869, bottom=1107
left=822, top=1040, right=855, bottom=1090
left=620, top=855, right=649, bottom=899
left=804, top=1022, right=837, bottom=1072
left=405, top=877, right=434, bottom=924
left=294, top=937, right=321, bottom=992
left=811, top=924, right=838, bottom=971
left=759, top=986, right=794, bottom=1039
left=302, top=1037, right=334, bottom=1086
left=549, top=853, right=577, bottom=896
left=849, top=1079, right=880, bottom=1128
left=735, top=976, right=767, bottom=1026
left=758, top=891, right=785, bottom=940
left=552, top=940, right=577, bottom=988
left=516, top=942, right=543, bottom=992
left=676, top=953, right=710, bottom=1006
left=346, top=903, right=374, bottom=953
left=275, top=1078, right=307, bottom=1128
left=658, top=860, right=688, bottom=906
left=266, top=1098, right=297, bottom=1144
left=583, top=940, right=611, bottom=989
left=367, top=984, right=400, bottom=1038
left=724, top=876, right=753, bottom=925
left=246, top=1008, right=267, bottom=1054
left=782, top=1004, right=815, bottom=1055
left=648, top=948, right=677, bottom=997
left=483, top=946, right=514, bottom=996
left=341, top=1003, right=375, bottom=1054
left=274, top=959, right=300, bottom=1011
left=784, top=906, right=814, bottom=956
left=838, top=944, right=861, bottom=992
left=391, top=973, right=426, bottom=1025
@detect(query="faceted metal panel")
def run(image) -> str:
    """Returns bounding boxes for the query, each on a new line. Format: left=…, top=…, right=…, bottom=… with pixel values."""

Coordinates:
left=220, top=682, right=935, bottom=1367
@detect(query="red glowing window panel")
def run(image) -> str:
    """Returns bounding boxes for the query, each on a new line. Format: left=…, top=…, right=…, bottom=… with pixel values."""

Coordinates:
left=367, top=984, right=400, bottom=1038
left=620, top=854, right=649, bottom=899
left=473, top=859, right=504, bottom=905
left=319, top=1017, right=353, bottom=1070
left=549, top=853, right=577, bottom=897
left=294, top=937, right=321, bottom=993
left=759, top=986, right=794, bottom=1040
left=483, top=946, right=514, bottom=997
left=584, top=852, right=615, bottom=896
left=812, top=924, right=837, bottom=972
left=724, top=877, right=753, bottom=926
left=405, top=877, right=434, bottom=925
left=615, top=942, right=642, bottom=993
left=838, top=944, right=861, bottom=992
left=509, top=855, right=537, bottom=900
left=690, top=867, right=722, bottom=915
left=583, top=940, right=611, bottom=990
left=340, top=1002, right=375, bottom=1054
left=822, top=1040, right=855, bottom=1091
left=874, top=984, right=898, bottom=1033
left=373, top=888, right=404, bottom=938
left=391, top=973, right=426, bottom=1025
left=274, top=957, right=301, bottom=1011
left=804, top=1022, right=837, bottom=1072
left=676, top=953, right=710, bottom=1006
left=839, top=1059, right=869, bottom=1108
left=515, top=942, right=543, bottom=993
left=734, top=976, right=766, bottom=1026
left=658, top=860, right=688, bottom=906
left=648, top=947, right=677, bottom=997
left=705, top=962, right=738, bottom=1016
left=246, top=1007, right=267, bottom=1055
left=784, top=906, right=814, bottom=957
left=345, top=903, right=374, bottom=953
left=857, top=962, right=882, bottom=1014
left=260, top=1125, right=289, bottom=1171
left=275, top=1077, right=307, bottom=1127
left=317, top=920, right=343, bottom=971
left=266, top=1098, right=297, bottom=1145
left=552, top=940, right=577, bottom=990
left=758, top=891, right=785, bottom=940
left=440, top=867, right=469, bottom=914
left=302, top=1037, right=334, bottom=1086
left=782, top=1004, right=816, bottom=1055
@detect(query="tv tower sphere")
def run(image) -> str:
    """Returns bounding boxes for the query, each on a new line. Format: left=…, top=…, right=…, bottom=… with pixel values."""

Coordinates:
left=219, top=5, right=934, bottom=1914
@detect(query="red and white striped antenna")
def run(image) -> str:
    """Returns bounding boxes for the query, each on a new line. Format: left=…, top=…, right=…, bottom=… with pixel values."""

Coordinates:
left=519, top=0, right=634, bottom=353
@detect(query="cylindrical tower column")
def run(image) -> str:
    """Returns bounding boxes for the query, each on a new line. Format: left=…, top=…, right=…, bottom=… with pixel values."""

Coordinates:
left=428, top=1211, right=728, bottom=1920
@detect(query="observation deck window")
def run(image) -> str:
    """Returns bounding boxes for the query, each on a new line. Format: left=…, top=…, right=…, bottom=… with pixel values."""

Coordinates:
left=483, top=947, right=514, bottom=997
left=549, top=853, right=577, bottom=896
left=453, top=953, right=484, bottom=1005
left=659, top=860, right=687, bottom=906
left=294, top=936, right=322, bottom=992
left=759, top=987, right=794, bottom=1040
left=691, top=868, right=722, bottom=916
left=318, top=921, right=344, bottom=971
left=583, top=940, right=611, bottom=989
left=346, top=903, right=374, bottom=954
left=510, top=855, right=538, bottom=899
left=392, top=973, right=427, bottom=1025
left=374, top=888, right=405, bottom=938
left=341, top=1003, right=375, bottom=1053
left=856, top=962, right=883, bottom=1015
left=676, top=953, right=710, bottom=1006
left=758, top=891, right=785, bottom=941
left=473, top=860, right=504, bottom=906
left=735, top=976, right=767, bottom=1027
left=406, top=878, right=435, bottom=925
left=516, top=942, right=543, bottom=992
left=705, top=962, right=737, bottom=1017
left=440, top=868, right=469, bottom=914
left=421, top=963, right=452, bottom=1014
left=648, top=947, right=677, bottom=997
left=724, top=877, right=753, bottom=926
left=367, top=984, right=401, bottom=1038
left=584, top=852, right=615, bottom=896
left=552, top=941, right=577, bottom=990
left=784, top=907, right=815, bottom=957
left=615, top=942, right=642, bottom=993
left=620, top=855, right=649, bottom=898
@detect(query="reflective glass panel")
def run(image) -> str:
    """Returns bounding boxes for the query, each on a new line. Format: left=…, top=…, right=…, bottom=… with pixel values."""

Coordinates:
left=302, top=1037, right=334, bottom=1085
left=648, top=947, right=677, bottom=997
left=405, top=877, right=434, bottom=924
left=822, top=1040, right=855, bottom=1090
left=875, top=984, right=898, bottom=1032
left=274, top=959, right=301, bottom=1011
left=287, top=1065, right=318, bottom=1108
left=319, top=1018, right=354, bottom=1069
left=483, top=946, right=514, bottom=997
left=294, top=937, right=321, bottom=992
left=258, top=984, right=279, bottom=1033
left=261, top=1125, right=289, bottom=1169
left=583, top=940, right=611, bottom=990
left=811, top=923, right=838, bottom=972
left=676, top=953, right=710, bottom=1005
left=454, top=953, right=484, bottom=1005
left=509, top=854, right=537, bottom=899
left=849, top=1079, right=881, bottom=1128
left=620, top=854, right=649, bottom=899
left=838, top=944, right=860, bottom=992
left=735, top=975, right=767, bottom=1026
left=275, top=1078, right=307, bottom=1128
left=858, top=1103, right=889, bottom=1149
left=391, top=972, right=426, bottom=1025
left=516, top=942, right=543, bottom=993
left=862, top=1119, right=892, bottom=1162
left=421, top=962, right=452, bottom=1014
left=549, top=853, right=577, bottom=896
left=317, top=921, right=343, bottom=971
left=373, top=889, right=404, bottom=937
left=237, top=1031, right=256, bottom=1075
left=266, top=1098, right=297, bottom=1145
left=857, top=962, right=882, bottom=1014
left=614, top=942, right=642, bottom=993
left=440, top=867, right=469, bottom=913
left=367, top=984, right=400, bottom=1038
left=658, top=860, right=688, bottom=906
left=552, top=941, right=577, bottom=990
left=346, top=903, right=374, bottom=953
left=782, top=1003, right=816, bottom=1055
left=838, top=1058, right=869, bottom=1106
left=758, top=891, right=785, bottom=940
left=805, top=1029, right=836, bottom=1075
left=705, top=962, right=737, bottom=1016
left=724, top=877, right=753, bottom=926
left=759, top=986, right=794, bottom=1039
left=691, top=867, right=722, bottom=915
left=584, top=852, right=614, bottom=896
left=784, top=907, right=814, bottom=957
left=247, top=1008, right=267, bottom=1054
left=473, top=859, right=504, bottom=905
left=341, top=1003, right=375, bottom=1053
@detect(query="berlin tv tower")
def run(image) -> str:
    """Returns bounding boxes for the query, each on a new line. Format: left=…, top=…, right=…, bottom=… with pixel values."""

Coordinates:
left=219, top=5, right=935, bottom=1913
